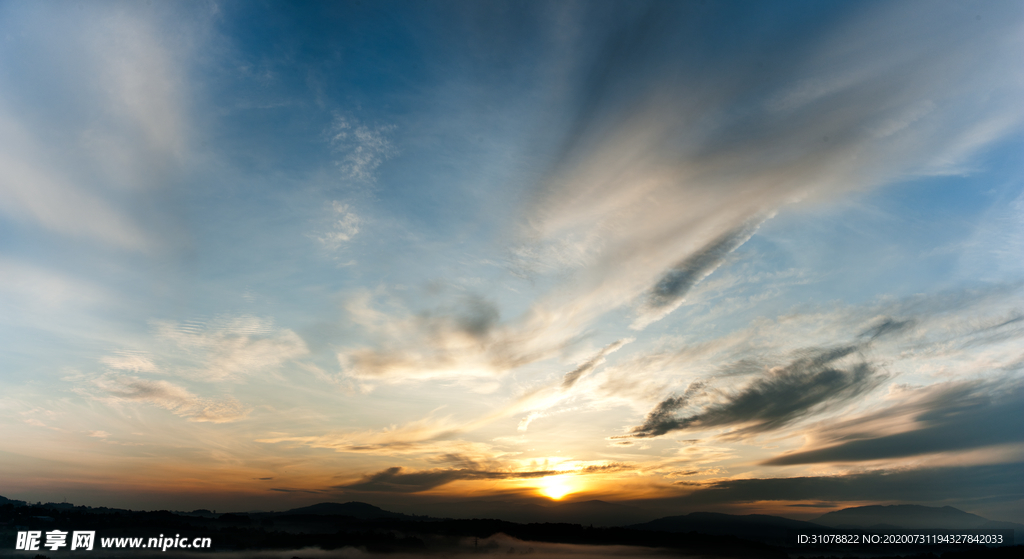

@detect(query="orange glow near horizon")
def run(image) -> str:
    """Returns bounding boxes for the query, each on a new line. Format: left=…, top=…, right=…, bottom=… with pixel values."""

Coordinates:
left=537, top=475, right=576, bottom=500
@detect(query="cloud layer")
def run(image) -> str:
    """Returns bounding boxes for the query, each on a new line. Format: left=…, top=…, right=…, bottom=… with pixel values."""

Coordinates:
left=93, top=374, right=247, bottom=423
left=764, top=378, right=1024, bottom=465
left=625, top=345, right=884, bottom=439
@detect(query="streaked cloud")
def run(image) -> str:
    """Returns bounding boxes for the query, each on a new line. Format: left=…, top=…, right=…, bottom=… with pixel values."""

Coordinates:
left=86, top=7, right=189, bottom=166
left=654, top=462, right=1024, bottom=507
left=154, top=315, right=309, bottom=381
left=335, top=466, right=559, bottom=493
left=256, top=414, right=465, bottom=455
left=764, top=377, right=1024, bottom=465
left=316, top=201, right=362, bottom=248
left=857, top=318, right=916, bottom=341
left=337, top=291, right=561, bottom=381
left=0, top=119, right=150, bottom=250
left=0, top=258, right=110, bottom=311
left=326, top=114, right=396, bottom=182
left=632, top=217, right=768, bottom=330
left=336, top=461, right=637, bottom=493
left=561, top=339, right=631, bottom=389
left=622, top=345, right=883, bottom=439
left=0, top=2, right=195, bottom=251
left=91, top=374, right=248, bottom=423
left=100, top=352, right=159, bottom=374
left=513, top=0, right=1023, bottom=335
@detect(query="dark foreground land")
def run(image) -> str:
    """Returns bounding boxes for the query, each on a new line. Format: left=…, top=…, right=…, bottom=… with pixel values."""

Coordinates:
left=1, top=499, right=1019, bottom=558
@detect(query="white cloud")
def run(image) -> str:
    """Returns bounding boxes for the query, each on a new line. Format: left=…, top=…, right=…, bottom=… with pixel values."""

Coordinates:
left=153, top=315, right=309, bottom=381
left=0, top=4, right=197, bottom=250
left=0, top=121, right=150, bottom=250
left=100, top=352, right=159, bottom=374
left=317, top=201, right=362, bottom=248
left=336, top=290, right=587, bottom=383
left=89, top=10, right=188, bottom=164
left=589, top=284, right=1024, bottom=440
left=326, top=114, right=396, bottom=182
left=257, top=414, right=494, bottom=457
left=767, top=74, right=861, bottom=113
left=0, top=258, right=109, bottom=310
left=869, top=100, right=936, bottom=139
left=507, top=0, right=1024, bottom=338
left=517, top=412, right=543, bottom=432
left=92, top=374, right=248, bottom=423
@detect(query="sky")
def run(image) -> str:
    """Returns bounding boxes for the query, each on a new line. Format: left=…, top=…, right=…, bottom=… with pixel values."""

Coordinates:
left=1, top=0, right=1023, bottom=522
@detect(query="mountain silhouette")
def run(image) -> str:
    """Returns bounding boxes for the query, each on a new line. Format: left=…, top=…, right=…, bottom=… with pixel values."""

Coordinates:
left=812, top=504, right=1024, bottom=544
left=275, top=501, right=419, bottom=520
left=814, top=504, right=989, bottom=529
left=0, top=495, right=27, bottom=507
left=406, top=499, right=654, bottom=526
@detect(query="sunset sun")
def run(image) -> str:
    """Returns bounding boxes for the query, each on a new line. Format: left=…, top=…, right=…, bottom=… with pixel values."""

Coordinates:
left=538, top=475, right=575, bottom=500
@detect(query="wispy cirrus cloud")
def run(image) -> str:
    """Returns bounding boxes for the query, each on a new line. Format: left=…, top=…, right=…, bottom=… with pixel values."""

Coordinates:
left=561, top=338, right=632, bottom=390
left=605, top=283, right=1024, bottom=443
left=267, top=338, right=634, bottom=460
left=154, top=315, right=309, bottom=381
left=764, top=377, right=1024, bottom=466
left=100, top=352, right=159, bottom=374
left=326, top=114, right=396, bottom=182
left=0, top=2, right=197, bottom=251
left=0, top=258, right=111, bottom=315
left=91, top=374, right=248, bottom=423
left=256, top=413, right=473, bottom=455
left=83, top=314, right=308, bottom=429
left=337, top=290, right=562, bottom=381
left=332, top=285, right=1020, bottom=463
left=623, top=345, right=885, bottom=440
left=504, top=338, right=634, bottom=432
left=316, top=201, right=362, bottom=248
left=649, top=462, right=1024, bottom=507
left=510, top=0, right=1023, bottom=336
left=335, top=466, right=558, bottom=493
left=313, top=1, right=1024, bottom=421
left=0, top=115, right=150, bottom=251
left=328, top=3, right=1022, bottom=396
left=631, top=217, right=769, bottom=330
left=335, top=460, right=637, bottom=493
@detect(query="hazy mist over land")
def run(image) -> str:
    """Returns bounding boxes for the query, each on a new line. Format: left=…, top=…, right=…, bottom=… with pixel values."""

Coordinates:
left=2, top=498, right=1020, bottom=558
left=1, top=0, right=1022, bottom=535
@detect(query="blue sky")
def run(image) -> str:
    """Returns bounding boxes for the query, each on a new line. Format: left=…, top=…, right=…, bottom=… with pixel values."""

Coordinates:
left=1, top=0, right=1022, bottom=520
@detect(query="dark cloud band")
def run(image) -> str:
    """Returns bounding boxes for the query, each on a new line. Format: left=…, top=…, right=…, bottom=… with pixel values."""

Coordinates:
left=764, top=379, right=1024, bottom=465
left=656, top=463, right=1024, bottom=506
left=337, top=463, right=635, bottom=493
left=624, top=344, right=884, bottom=439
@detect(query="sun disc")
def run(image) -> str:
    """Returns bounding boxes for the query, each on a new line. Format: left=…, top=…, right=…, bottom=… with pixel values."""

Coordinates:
left=538, top=476, right=573, bottom=500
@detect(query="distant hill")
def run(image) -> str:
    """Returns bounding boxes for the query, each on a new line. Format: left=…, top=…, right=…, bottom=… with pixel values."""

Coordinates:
left=0, top=495, right=27, bottom=507
left=814, top=504, right=989, bottom=529
left=547, top=500, right=652, bottom=526
left=413, top=499, right=655, bottom=526
left=274, top=501, right=420, bottom=520
left=812, top=504, right=1024, bottom=544
left=629, top=512, right=831, bottom=545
